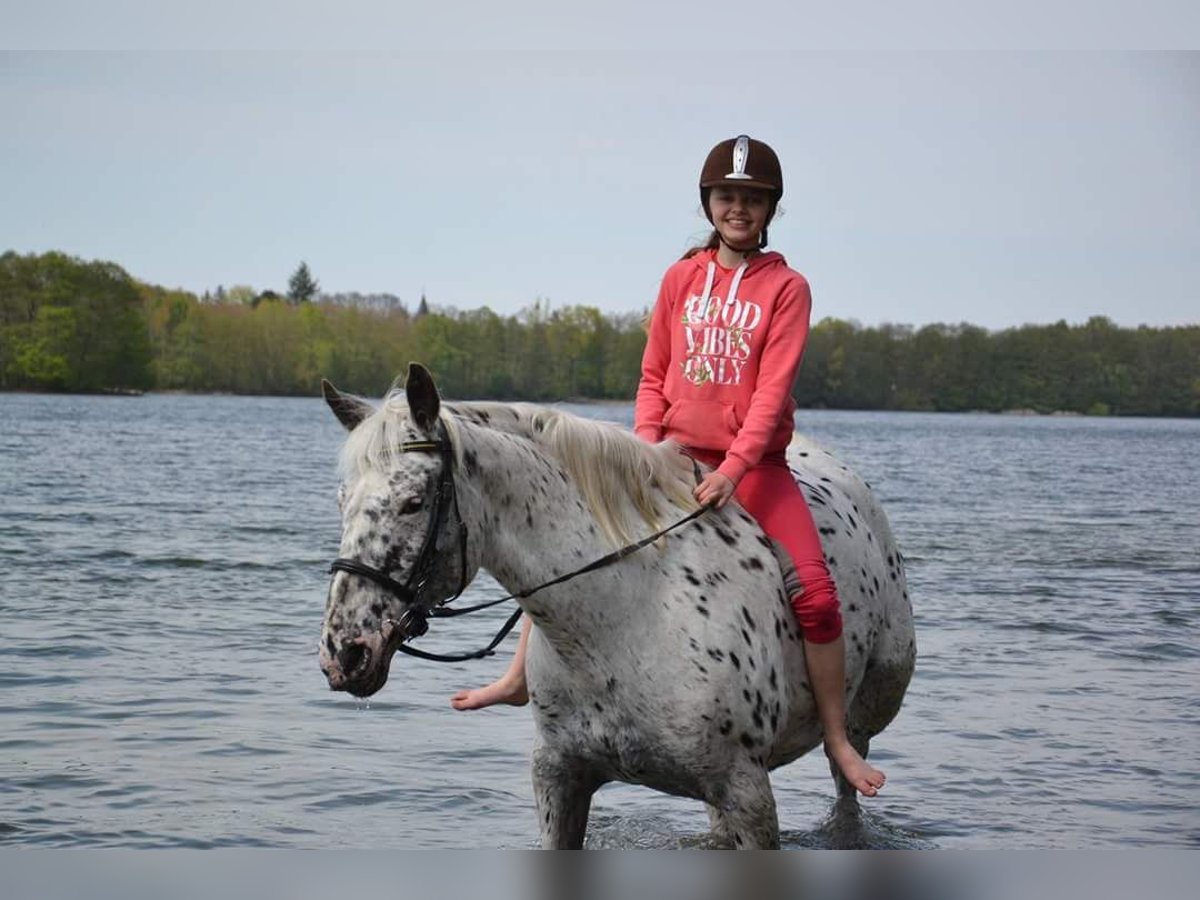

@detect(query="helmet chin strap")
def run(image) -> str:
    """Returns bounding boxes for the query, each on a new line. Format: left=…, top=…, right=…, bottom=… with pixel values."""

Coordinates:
left=718, top=233, right=760, bottom=255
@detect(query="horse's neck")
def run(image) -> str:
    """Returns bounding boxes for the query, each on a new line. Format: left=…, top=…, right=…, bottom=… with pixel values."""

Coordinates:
left=461, top=420, right=644, bottom=621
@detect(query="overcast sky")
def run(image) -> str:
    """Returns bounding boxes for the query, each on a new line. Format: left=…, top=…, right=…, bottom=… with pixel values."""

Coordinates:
left=2, top=26, right=1197, bottom=329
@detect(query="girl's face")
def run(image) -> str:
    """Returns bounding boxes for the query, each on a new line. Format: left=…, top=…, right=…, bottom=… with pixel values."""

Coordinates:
left=708, top=186, right=773, bottom=250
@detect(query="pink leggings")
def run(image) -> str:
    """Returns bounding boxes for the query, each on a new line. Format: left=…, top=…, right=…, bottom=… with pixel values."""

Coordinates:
left=690, top=449, right=843, bottom=644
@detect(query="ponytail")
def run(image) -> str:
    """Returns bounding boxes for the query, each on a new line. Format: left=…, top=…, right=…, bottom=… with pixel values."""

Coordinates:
left=681, top=230, right=721, bottom=260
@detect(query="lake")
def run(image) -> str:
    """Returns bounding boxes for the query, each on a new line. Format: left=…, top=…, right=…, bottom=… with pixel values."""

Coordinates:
left=1, top=392, right=1197, bottom=848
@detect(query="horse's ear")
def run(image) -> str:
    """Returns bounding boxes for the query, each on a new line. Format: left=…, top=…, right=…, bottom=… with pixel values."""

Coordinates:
left=405, top=363, right=441, bottom=432
left=322, top=379, right=374, bottom=431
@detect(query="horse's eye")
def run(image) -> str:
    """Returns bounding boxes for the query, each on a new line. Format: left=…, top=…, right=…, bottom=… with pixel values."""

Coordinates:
left=402, top=497, right=424, bottom=514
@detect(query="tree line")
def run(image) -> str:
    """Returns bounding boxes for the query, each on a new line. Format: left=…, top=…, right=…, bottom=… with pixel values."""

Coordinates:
left=1, top=250, right=1196, bottom=416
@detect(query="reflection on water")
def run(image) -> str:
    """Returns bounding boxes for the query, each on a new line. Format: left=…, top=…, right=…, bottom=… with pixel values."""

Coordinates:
left=0, top=393, right=1197, bottom=848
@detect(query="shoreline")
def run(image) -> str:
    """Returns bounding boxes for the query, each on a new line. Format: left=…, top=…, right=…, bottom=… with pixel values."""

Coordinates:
left=0, top=389, right=1191, bottom=420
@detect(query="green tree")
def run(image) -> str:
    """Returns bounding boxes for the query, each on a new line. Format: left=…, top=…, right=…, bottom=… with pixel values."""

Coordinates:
left=287, top=261, right=319, bottom=305
left=13, top=306, right=76, bottom=387
left=226, top=285, right=257, bottom=306
left=0, top=251, right=152, bottom=391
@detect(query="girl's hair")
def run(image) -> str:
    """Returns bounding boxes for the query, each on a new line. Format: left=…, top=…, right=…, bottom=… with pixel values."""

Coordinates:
left=681, top=229, right=722, bottom=260
left=681, top=189, right=775, bottom=259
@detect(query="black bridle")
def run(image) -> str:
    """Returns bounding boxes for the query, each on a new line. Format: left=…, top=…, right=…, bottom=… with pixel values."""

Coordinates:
left=329, top=430, right=710, bottom=663
left=328, top=430, right=471, bottom=652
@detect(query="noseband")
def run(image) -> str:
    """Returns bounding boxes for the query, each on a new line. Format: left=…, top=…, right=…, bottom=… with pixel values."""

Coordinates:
left=328, top=428, right=469, bottom=643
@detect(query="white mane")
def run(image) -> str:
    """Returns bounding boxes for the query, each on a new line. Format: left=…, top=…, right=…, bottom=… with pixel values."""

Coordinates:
left=340, top=394, right=699, bottom=548
left=498, top=402, right=700, bottom=547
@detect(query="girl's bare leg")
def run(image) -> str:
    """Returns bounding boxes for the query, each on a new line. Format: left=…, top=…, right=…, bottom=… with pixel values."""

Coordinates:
left=804, top=636, right=886, bottom=796
left=450, top=616, right=530, bottom=710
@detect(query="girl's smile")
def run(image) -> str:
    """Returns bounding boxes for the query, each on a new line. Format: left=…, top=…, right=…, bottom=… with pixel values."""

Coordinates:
left=708, top=186, right=773, bottom=254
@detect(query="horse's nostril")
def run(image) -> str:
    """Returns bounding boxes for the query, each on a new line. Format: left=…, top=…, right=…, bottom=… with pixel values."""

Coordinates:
left=338, top=643, right=368, bottom=675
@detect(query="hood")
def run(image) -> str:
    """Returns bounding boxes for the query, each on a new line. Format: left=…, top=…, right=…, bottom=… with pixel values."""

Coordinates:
left=687, top=249, right=788, bottom=312
left=689, top=248, right=787, bottom=276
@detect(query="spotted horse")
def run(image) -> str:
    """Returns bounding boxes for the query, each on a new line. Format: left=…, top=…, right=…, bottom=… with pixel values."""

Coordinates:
left=318, top=364, right=916, bottom=849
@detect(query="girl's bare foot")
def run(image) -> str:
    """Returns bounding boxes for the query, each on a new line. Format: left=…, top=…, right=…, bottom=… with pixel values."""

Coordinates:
left=827, top=740, right=886, bottom=797
left=450, top=677, right=529, bottom=710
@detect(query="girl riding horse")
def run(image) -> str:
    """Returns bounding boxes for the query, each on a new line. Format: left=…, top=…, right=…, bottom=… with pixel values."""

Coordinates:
left=451, top=134, right=886, bottom=798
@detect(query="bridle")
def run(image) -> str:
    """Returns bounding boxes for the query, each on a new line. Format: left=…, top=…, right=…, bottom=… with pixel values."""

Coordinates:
left=328, top=426, right=711, bottom=664
left=328, top=427, right=470, bottom=650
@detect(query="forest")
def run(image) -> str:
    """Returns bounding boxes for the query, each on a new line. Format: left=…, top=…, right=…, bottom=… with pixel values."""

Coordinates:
left=1, top=250, right=1197, bottom=417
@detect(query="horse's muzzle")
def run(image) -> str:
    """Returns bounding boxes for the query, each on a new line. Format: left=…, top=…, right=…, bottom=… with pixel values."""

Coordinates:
left=319, top=623, right=404, bottom=697
left=336, top=642, right=370, bottom=681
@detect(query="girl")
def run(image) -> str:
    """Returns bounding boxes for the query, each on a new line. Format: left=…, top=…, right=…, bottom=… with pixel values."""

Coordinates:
left=451, top=135, right=886, bottom=797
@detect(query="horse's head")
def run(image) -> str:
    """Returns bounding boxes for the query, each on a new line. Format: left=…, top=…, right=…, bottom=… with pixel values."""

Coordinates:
left=318, top=364, right=472, bottom=697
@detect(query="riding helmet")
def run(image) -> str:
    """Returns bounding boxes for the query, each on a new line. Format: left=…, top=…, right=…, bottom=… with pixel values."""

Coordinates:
left=699, top=135, right=784, bottom=199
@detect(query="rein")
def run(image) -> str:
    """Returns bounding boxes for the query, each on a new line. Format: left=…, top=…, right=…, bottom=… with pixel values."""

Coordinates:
left=329, top=432, right=709, bottom=664
left=405, top=500, right=711, bottom=662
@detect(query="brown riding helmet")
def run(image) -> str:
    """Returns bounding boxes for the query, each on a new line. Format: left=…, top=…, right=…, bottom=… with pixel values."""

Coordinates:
left=699, top=135, right=784, bottom=199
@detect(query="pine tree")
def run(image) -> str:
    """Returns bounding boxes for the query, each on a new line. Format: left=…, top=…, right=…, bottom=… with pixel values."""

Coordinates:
left=287, top=261, right=319, bottom=305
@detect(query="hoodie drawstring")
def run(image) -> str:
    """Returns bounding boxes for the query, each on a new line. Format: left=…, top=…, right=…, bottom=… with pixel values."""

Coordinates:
left=728, top=261, right=748, bottom=307
left=699, top=260, right=750, bottom=312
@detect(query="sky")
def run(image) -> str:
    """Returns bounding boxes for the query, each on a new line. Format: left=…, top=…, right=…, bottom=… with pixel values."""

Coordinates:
left=2, top=11, right=1198, bottom=330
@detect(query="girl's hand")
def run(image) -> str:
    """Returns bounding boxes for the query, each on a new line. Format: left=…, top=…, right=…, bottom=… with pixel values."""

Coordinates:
left=694, top=471, right=736, bottom=509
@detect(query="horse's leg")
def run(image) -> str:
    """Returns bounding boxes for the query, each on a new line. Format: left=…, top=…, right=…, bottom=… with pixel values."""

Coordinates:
left=531, top=746, right=601, bottom=849
left=705, top=803, right=734, bottom=848
left=708, top=761, right=780, bottom=849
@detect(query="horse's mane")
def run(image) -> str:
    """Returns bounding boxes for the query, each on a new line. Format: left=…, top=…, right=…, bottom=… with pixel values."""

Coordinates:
left=451, top=402, right=700, bottom=547
left=341, top=393, right=699, bottom=548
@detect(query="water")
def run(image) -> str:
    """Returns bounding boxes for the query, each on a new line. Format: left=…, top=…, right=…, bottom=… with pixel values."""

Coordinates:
left=1, top=393, right=1197, bottom=848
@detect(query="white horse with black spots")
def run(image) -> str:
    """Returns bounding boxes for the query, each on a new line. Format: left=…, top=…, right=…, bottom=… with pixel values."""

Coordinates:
left=319, top=364, right=915, bottom=849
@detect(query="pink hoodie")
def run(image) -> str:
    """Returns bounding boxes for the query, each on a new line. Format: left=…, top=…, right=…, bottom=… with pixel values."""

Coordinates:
left=634, top=248, right=812, bottom=485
